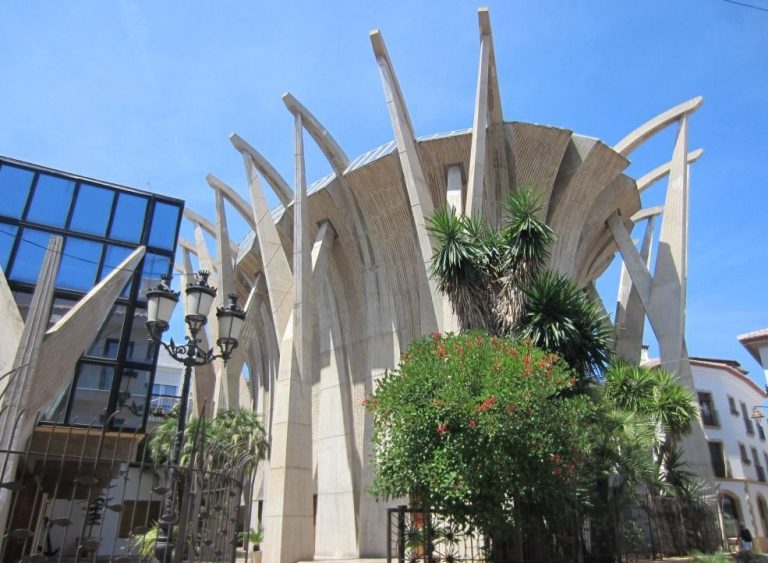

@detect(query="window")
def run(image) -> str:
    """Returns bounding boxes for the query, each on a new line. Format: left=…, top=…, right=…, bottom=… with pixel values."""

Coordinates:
left=55, top=236, right=103, bottom=291
left=729, top=395, right=739, bottom=415
left=0, top=223, right=17, bottom=271
left=49, top=297, right=78, bottom=328
left=100, top=244, right=134, bottom=297
left=754, top=448, right=766, bottom=482
left=709, top=442, right=728, bottom=478
left=150, top=384, right=179, bottom=416
left=124, top=309, right=154, bottom=365
left=759, top=497, right=768, bottom=537
left=69, top=183, right=114, bottom=236
left=69, top=363, right=116, bottom=425
left=109, top=193, right=147, bottom=243
left=148, top=201, right=181, bottom=250
left=86, top=305, right=127, bottom=359
left=698, top=392, right=719, bottom=427
left=759, top=424, right=766, bottom=441
left=114, top=368, right=150, bottom=430
left=26, top=173, right=75, bottom=227
left=138, top=253, right=171, bottom=302
left=9, top=228, right=51, bottom=283
left=0, top=164, right=34, bottom=219
left=721, top=494, right=741, bottom=538
left=741, top=402, right=755, bottom=436
left=740, top=443, right=751, bottom=464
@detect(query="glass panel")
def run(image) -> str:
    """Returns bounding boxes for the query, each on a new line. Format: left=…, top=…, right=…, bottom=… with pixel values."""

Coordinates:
left=101, top=244, right=134, bottom=297
left=49, top=297, right=78, bottom=328
left=110, top=193, right=148, bottom=243
left=70, top=183, right=114, bottom=236
left=69, top=363, right=116, bottom=425
left=26, top=173, right=75, bottom=227
left=148, top=201, right=181, bottom=250
left=0, top=223, right=17, bottom=272
left=114, top=368, right=150, bottom=430
left=8, top=228, right=51, bottom=283
left=0, top=164, right=34, bottom=219
left=56, top=237, right=102, bottom=291
left=124, top=308, right=155, bottom=364
left=86, top=304, right=128, bottom=359
left=11, top=290, right=31, bottom=321
left=138, top=253, right=171, bottom=302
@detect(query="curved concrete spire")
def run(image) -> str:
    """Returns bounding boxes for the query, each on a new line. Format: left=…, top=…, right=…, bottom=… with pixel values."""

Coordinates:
left=370, top=28, right=441, bottom=332
left=230, top=133, right=293, bottom=207
left=282, top=91, right=376, bottom=271
left=465, top=7, right=505, bottom=218
left=183, top=207, right=240, bottom=256
left=283, top=93, right=350, bottom=173
left=206, top=173, right=258, bottom=231
left=631, top=206, right=664, bottom=223
left=637, top=148, right=703, bottom=193
left=614, top=96, right=703, bottom=157
left=234, top=137, right=294, bottom=343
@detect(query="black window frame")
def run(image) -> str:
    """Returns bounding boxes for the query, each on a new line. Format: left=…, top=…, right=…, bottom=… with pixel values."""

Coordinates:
left=0, top=156, right=183, bottom=432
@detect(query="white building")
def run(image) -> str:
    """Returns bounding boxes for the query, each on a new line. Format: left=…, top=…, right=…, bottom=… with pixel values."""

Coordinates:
left=689, top=356, right=768, bottom=548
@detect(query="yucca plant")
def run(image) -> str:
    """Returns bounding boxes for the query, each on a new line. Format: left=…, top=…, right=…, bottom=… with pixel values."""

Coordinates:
left=518, top=270, right=612, bottom=387
left=427, top=187, right=611, bottom=387
left=427, top=207, right=490, bottom=331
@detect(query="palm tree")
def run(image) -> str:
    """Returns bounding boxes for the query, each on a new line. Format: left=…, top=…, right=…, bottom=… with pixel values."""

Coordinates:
left=148, top=408, right=269, bottom=468
left=603, top=360, right=698, bottom=471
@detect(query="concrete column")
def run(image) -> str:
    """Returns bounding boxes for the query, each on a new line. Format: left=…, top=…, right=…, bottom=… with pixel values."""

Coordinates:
left=0, top=235, right=62, bottom=531
left=615, top=214, right=657, bottom=363
left=213, top=188, right=243, bottom=410
left=648, top=116, right=689, bottom=379
left=0, top=267, right=24, bottom=400
left=262, top=113, right=315, bottom=563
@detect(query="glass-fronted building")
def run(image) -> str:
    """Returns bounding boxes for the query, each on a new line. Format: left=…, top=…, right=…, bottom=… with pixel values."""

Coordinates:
left=0, top=155, right=183, bottom=431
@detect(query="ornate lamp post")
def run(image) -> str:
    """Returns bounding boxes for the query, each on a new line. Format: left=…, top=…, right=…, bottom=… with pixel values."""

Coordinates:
left=145, top=271, right=245, bottom=560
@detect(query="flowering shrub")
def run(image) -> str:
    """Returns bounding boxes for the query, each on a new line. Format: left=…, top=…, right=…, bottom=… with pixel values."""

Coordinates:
left=367, top=331, right=598, bottom=542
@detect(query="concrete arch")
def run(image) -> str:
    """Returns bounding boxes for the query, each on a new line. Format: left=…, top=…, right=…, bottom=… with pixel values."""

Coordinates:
left=614, top=96, right=703, bottom=157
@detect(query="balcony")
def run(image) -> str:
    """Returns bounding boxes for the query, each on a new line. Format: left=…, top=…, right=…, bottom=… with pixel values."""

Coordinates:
left=146, top=394, right=182, bottom=429
left=701, top=409, right=720, bottom=428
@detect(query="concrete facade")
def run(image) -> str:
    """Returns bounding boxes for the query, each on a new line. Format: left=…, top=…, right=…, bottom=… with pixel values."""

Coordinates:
left=171, top=9, right=710, bottom=561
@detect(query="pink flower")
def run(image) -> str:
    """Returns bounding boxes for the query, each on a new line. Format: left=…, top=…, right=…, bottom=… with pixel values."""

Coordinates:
left=361, top=398, right=369, bottom=407
left=437, top=423, right=448, bottom=434
left=468, top=419, right=477, bottom=428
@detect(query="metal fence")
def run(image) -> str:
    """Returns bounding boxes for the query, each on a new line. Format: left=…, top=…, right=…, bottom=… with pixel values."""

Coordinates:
left=388, top=494, right=723, bottom=563
left=0, top=408, right=259, bottom=563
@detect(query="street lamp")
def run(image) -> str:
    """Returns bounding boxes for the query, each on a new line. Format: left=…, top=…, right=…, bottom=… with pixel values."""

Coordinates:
left=145, top=271, right=245, bottom=560
left=751, top=405, right=768, bottom=420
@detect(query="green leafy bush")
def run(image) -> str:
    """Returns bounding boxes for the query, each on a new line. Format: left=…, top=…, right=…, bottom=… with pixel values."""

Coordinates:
left=367, top=331, right=597, bottom=540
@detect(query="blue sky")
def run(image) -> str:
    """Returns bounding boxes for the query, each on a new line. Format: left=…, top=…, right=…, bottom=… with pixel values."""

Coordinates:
left=0, top=1, right=766, bottom=376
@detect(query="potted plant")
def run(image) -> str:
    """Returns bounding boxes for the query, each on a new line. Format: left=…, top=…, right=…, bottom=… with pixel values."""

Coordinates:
left=239, top=527, right=264, bottom=563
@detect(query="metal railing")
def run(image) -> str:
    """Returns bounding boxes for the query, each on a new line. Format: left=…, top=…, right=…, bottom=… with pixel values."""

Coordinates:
left=0, top=406, right=260, bottom=563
